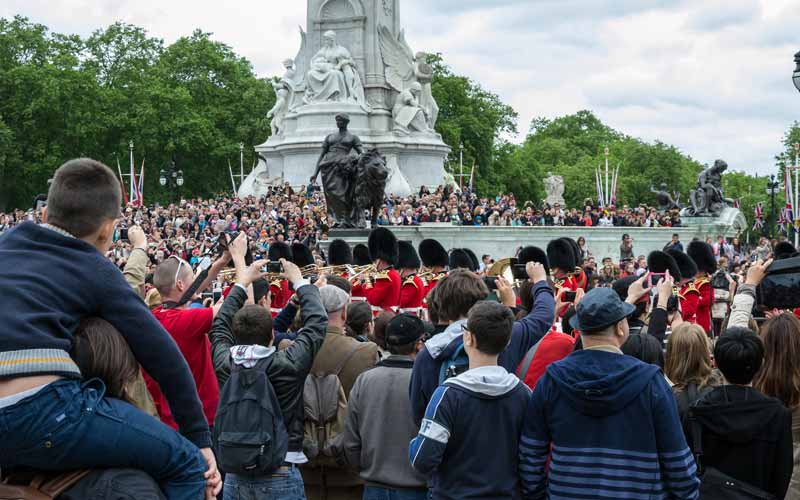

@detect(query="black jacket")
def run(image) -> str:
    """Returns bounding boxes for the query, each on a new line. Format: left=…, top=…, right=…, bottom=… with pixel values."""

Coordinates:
left=686, top=385, right=793, bottom=499
left=210, top=284, right=328, bottom=452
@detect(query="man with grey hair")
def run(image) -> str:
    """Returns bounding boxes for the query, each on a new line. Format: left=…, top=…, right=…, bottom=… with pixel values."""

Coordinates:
left=302, top=286, right=379, bottom=500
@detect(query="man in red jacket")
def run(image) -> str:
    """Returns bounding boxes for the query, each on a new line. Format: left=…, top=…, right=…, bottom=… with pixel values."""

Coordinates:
left=268, top=241, right=293, bottom=316
left=666, top=248, right=699, bottom=325
left=418, top=238, right=449, bottom=300
left=687, top=241, right=717, bottom=334
left=363, top=227, right=401, bottom=314
left=398, top=241, right=425, bottom=315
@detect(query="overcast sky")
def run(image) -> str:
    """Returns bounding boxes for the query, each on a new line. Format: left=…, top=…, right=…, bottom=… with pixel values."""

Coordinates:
left=3, top=0, right=799, bottom=175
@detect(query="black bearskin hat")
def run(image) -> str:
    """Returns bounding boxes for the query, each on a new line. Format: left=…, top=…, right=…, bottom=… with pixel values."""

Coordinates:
left=368, top=227, right=398, bottom=265
left=291, top=242, right=314, bottom=269
left=666, top=249, right=698, bottom=281
left=647, top=251, right=682, bottom=281
left=419, top=239, right=448, bottom=268
left=268, top=241, right=293, bottom=262
left=774, top=241, right=798, bottom=260
left=398, top=241, right=421, bottom=270
left=328, top=239, right=352, bottom=266
left=464, top=249, right=479, bottom=272
left=687, top=241, right=716, bottom=275
left=353, top=244, right=372, bottom=266
left=546, top=238, right=576, bottom=273
left=612, top=275, right=640, bottom=302
left=563, top=238, right=583, bottom=266
left=449, top=248, right=476, bottom=271
left=518, top=246, right=549, bottom=275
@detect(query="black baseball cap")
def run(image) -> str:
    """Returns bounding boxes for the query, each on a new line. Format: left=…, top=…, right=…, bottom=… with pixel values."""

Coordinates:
left=386, top=314, right=426, bottom=346
left=569, top=288, right=636, bottom=332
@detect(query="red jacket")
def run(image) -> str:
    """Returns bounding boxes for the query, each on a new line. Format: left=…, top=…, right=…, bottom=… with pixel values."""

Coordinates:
left=518, top=331, right=576, bottom=390
left=365, top=268, right=401, bottom=312
left=679, top=280, right=700, bottom=324
left=422, top=272, right=447, bottom=307
left=399, top=274, right=426, bottom=313
left=269, top=278, right=292, bottom=317
left=694, top=276, right=713, bottom=333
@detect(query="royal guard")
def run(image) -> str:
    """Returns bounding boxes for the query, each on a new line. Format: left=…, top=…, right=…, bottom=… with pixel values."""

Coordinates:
left=398, top=241, right=425, bottom=315
left=687, top=241, right=717, bottom=334
left=327, top=239, right=352, bottom=278
left=564, top=238, right=588, bottom=289
left=419, top=239, right=448, bottom=296
left=647, top=250, right=682, bottom=290
left=350, top=243, right=372, bottom=303
left=268, top=241, right=293, bottom=317
left=518, top=246, right=549, bottom=275
left=363, top=227, right=401, bottom=314
left=449, top=248, right=477, bottom=272
left=547, top=238, right=578, bottom=294
left=291, top=242, right=315, bottom=275
left=665, top=248, right=699, bottom=325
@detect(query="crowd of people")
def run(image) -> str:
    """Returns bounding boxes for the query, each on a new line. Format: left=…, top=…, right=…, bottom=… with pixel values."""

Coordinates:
left=1, top=157, right=800, bottom=500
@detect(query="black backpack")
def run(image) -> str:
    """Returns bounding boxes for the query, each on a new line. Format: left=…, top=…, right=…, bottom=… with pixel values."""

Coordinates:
left=214, top=356, right=288, bottom=475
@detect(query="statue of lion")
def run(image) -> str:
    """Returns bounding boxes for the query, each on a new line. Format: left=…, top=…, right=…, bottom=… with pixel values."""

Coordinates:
left=351, top=149, right=389, bottom=228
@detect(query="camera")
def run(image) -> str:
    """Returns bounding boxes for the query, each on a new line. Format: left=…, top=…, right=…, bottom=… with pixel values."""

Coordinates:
left=757, top=257, right=800, bottom=310
left=483, top=276, right=498, bottom=291
left=262, top=261, right=283, bottom=274
left=649, top=273, right=665, bottom=287
left=562, top=291, right=577, bottom=303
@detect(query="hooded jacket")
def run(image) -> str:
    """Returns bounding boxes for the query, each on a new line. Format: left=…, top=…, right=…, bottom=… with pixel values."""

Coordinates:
left=686, top=385, right=793, bottom=499
left=409, top=281, right=554, bottom=426
left=409, top=366, right=531, bottom=500
left=519, top=348, right=700, bottom=500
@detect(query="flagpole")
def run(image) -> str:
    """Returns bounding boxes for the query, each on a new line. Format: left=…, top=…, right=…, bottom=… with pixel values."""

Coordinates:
left=228, top=159, right=237, bottom=195
left=794, top=143, right=799, bottom=247
left=604, top=147, right=609, bottom=209
left=129, top=141, right=135, bottom=202
left=239, top=143, right=245, bottom=189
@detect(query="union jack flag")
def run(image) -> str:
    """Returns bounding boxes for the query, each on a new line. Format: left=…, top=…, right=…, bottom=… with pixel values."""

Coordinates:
left=785, top=169, right=795, bottom=232
left=753, top=202, right=764, bottom=231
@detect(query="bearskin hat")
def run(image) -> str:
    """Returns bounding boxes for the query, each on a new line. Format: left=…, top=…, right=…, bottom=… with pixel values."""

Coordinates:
left=612, top=275, right=640, bottom=302
left=353, top=244, right=372, bottom=266
left=774, top=241, right=798, bottom=260
left=268, top=241, right=293, bottom=262
left=328, top=239, right=352, bottom=266
left=666, top=249, right=698, bottom=282
left=368, top=227, right=398, bottom=265
left=398, top=241, right=421, bottom=270
left=518, top=246, right=549, bottom=275
left=563, top=238, right=583, bottom=266
left=647, top=251, right=682, bottom=280
left=464, top=249, right=480, bottom=272
left=449, top=248, right=476, bottom=271
left=291, top=242, right=314, bottom=269
left=687, top=241, right=716, bottom=275
left=546, top=238, right=576, bottom=273
left=419, top=239, right=448, bottom=268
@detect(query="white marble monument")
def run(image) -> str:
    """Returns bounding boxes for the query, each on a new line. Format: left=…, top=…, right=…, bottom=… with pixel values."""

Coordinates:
left=239, top=0, right=450, bottom=198
left=544, top=174, right=565, bottom=207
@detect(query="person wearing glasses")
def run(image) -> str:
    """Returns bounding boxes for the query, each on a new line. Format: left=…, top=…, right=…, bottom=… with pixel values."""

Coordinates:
left=145, top=236, right=233, bottom=433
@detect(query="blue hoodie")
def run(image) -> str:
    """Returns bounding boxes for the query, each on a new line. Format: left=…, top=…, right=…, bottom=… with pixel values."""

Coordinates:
left=518, top=348, right=700, bottom=500
left=410, top=366, right=531, bottom=500
left=409, top=281, right=554, bottom=425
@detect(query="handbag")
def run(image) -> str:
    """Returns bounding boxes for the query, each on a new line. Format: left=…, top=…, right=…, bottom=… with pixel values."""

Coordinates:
left=688, top=407, right=776, bottom=500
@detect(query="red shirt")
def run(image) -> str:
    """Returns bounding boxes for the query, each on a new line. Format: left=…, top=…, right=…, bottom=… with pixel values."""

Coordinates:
left=694, top=276, right=713, bottom=334
left=365, top=268, right=402, bottom=312
left=399, top=274, right=426, bottom=311
left=146, top=306, right=219, bottom=429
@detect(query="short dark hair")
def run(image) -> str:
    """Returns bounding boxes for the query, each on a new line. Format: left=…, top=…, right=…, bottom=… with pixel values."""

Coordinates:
left=326, top=274, right=352, bottom=294
left=715, top=327, right=764, bottom=385
left=232, top=305, right=274, bottom=347
left=46, top=158, right=121, bottom=238
left=345, top=302, right=372, bottom=339
left=437, top=270, right=489, bottom=323
left=466, top=301, right=514, bottom=355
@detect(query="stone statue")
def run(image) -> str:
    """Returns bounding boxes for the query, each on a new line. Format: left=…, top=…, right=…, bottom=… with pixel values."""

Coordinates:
left=378, top=25, right=439, bottom=130
left=304, top=30, right=367, bottom=108
left=392, top=82, right=430, bottom=134
left=543, top=174, right=565, bottom=207
left=267, top=82, right=289, bottom=136
left=686, top=159, right=733, bottom=217
left=650, top=183, right=681, bottom=212
left=310, top=114, right=388, bottom=228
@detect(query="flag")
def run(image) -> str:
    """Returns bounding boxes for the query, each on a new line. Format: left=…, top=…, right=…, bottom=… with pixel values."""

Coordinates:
left=753, top=202, right=764, bottom=231
left=595, top=167, right=603, bottom=207
left=137, top=158, right=145, bottom=207
left=778, top=208, right=788, bottom=235
left=130, top=169, right=140, bottom=207
left=469, top=163, right=475, bottom=191
left=116, top=156, right=129, bottom=206
left=733, top=199, right=740, bottom=209
left=785, top=169, right=795, bottom=230
left=610, top=166, right=619, bottom=208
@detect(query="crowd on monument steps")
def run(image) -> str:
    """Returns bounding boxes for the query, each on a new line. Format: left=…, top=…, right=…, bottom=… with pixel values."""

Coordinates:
left=1, top=157, right=800, bottom=500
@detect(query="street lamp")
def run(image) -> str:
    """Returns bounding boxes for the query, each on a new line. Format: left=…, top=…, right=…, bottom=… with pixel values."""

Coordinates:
left=766, top=175, right=781, bottom=238
left=793, top=50, right=800, bottom=94
left=159, top=160, right=184, bottom=203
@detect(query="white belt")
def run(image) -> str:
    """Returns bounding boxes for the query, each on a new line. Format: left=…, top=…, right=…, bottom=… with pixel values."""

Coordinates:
left=351, top=296, right=367, bottom=302
left=399, top=307, right=423, bottom=315
left=370, top=305, right=398, bottom=313
left=271, top=308, right=283, bottom=314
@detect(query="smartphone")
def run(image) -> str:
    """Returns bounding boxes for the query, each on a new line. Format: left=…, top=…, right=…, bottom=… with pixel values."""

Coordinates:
left=482, top=276, right=498, bottom=291
left=118, top=228, right=129, bottom=241
left=511, top=264, right=529, bottom=281
left=262, top=261, right=283, bottom=274
left=650, top=273, right=665, bottom=286
left=563, top=291, right=577, bottom=303
left=212, top=290, right=222, bottom=303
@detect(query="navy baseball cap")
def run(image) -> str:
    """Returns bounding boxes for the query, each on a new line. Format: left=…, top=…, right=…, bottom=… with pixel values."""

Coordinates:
left=569, top=288, right=637, bottom=332
left=386, top=314, right=426, bottom=346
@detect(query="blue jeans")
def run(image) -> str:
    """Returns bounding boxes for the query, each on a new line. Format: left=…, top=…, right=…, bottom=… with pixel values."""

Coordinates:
left=224, top=466, right=306, bottom=500
left=363, top=486, right=428, bottom=500
left=0, top=379, right=207, bottom=500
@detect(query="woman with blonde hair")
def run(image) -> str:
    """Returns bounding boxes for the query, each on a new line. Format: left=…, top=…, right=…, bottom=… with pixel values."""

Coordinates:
left=754, top=313, right=800, bottom=500
left=665, top=323, right=721, bottom=419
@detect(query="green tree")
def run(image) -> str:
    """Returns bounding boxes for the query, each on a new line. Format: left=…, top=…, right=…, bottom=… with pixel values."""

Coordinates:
left=775, top=121, right=800, bottom=177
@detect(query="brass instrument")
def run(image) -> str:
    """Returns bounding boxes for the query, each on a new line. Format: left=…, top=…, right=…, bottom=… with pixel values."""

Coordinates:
left=487, top=258, right=529, bottom=287
left=217, top=263, right=365, bottom=283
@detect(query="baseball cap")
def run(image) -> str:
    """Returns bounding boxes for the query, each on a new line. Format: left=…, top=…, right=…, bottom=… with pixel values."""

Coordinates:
left=319, top=285, right=349, bottom=313
left=386, top=314, right=426, bottom=347
left=569, top=288, right=636, bottom=332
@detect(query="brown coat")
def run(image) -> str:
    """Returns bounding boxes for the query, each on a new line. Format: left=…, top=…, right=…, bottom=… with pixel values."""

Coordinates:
left=310, top=326, right=378, bottom=398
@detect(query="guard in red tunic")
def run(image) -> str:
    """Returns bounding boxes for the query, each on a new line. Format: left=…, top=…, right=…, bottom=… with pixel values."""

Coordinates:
left=349, top=243, right=372, bottom=303
left=398, top=241, right=425, bottom=315
left=363, top=227, right=401, bottom=314
left=268, top=241, right=293, bottom=317
left=665, top=248, right=700, bottom=325
left=687, top=241, right=717, bottom=334
left=418, top=239, right=449, bottom=301
left=563, top=238, right=588, bottom=290
left=547, top=238, right=578, bottom=317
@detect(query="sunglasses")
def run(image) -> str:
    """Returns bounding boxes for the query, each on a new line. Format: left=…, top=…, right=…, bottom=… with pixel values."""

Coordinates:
left=168, top=255, right=190, bottom=284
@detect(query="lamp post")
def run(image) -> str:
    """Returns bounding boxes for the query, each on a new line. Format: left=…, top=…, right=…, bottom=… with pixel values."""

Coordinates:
left=793, top=52, right=800, bottom=246
left=766, top=175, right=780, bottom=238
left=159, top=159, right=184, bottom=204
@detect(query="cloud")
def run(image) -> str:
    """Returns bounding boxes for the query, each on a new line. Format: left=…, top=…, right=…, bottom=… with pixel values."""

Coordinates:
left=1, top=0, right=798, bottom=175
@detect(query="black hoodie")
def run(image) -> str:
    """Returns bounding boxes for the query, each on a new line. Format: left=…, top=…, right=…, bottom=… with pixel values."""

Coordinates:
left=686, top=385, right=793, bottom=499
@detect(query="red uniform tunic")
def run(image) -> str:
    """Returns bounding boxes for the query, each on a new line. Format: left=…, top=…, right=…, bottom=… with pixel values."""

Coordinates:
left=365, top=268, right=401, bottom=313
left=694, top=276, right=713, bottom=333
left=423, top=272, right=447, bottom=303
left=269, top=278, right=291, bottom=317
left=679, top=280, right=700, bottom=324
left=399, top=274, right=426, bottom=315
left=572, top=268, right=588, bottom=290
left=350, top=273, right=368, bottom=303
left=553, top=274, right=578, bottom=318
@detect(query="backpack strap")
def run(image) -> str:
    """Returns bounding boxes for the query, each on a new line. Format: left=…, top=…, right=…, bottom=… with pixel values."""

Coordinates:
left=689, top=411, right=704, bottom=475
left=332, top=343, right=363, bottom=377
left=516, top=336, right=545, bottom=378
